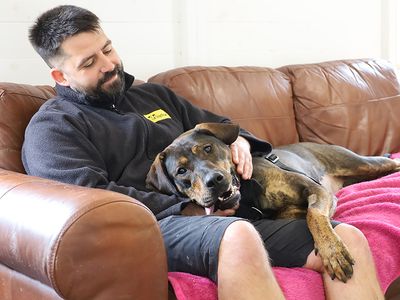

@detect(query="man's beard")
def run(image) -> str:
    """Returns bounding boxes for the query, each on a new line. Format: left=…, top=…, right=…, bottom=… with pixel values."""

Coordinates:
left=76, top=63, right=126, bottom=106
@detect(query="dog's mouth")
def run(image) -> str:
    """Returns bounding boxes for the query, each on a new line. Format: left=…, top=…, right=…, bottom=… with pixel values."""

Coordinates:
left=205, top=173, right=241, bottom=215
left=218, top=186, right=239, bottom=202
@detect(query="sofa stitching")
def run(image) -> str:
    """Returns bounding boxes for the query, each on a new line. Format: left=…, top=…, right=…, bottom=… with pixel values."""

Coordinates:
left=168, top=67, right=286, bottom=83
left=0, top=91, right=53, bottom=102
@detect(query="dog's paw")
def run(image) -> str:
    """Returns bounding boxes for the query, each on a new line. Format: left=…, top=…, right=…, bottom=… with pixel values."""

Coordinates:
left=315, top=236, right=355, bottom=283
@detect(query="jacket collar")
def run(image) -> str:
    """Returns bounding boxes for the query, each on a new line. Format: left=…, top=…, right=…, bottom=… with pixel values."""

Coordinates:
left=55, top=72, right=135, bottom=108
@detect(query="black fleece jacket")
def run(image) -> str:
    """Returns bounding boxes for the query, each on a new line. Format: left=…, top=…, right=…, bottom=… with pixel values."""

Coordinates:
left=22, top=72, right=271, bottom=220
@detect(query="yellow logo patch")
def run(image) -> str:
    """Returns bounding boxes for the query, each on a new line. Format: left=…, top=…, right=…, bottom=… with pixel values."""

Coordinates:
left=144, top=109, right=171, bottom=123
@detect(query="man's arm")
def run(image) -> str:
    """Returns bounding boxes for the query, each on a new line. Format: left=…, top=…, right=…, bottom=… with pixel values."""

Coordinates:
left=22, top=105, right=189, bottom=220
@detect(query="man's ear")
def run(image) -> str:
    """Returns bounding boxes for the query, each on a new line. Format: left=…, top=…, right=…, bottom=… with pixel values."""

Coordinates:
left=146, top=151, right=179, bottom=195
left=50, top=68, right=70, bottom=86
left=194, top=123, right=240, bottom=145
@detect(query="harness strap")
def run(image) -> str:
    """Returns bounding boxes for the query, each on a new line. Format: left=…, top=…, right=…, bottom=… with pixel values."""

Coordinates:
left=265, top=153, right=321, bottom=185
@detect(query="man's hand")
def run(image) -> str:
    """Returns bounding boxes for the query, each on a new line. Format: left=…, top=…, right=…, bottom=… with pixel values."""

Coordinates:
left=230, top=136, right=253, bottom=180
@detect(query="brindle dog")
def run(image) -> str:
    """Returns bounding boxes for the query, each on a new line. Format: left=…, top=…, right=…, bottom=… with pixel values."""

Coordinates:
left=146, top=123, right=400, bottom=283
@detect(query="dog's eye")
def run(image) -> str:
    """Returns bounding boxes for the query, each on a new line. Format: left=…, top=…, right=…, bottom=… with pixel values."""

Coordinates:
left=177, top=167, right=187, bottom=175
left=204, top=145, right=212, bottom=153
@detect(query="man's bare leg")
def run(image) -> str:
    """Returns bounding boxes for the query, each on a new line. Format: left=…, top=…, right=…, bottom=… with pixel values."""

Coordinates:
left=304, top=223, right=384, bottom=300
left=217, top=221, right=285, bottom=300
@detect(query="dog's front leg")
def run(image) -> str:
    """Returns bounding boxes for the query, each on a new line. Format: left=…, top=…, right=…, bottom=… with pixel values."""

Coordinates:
left=306, top=187, right=355, bottom=283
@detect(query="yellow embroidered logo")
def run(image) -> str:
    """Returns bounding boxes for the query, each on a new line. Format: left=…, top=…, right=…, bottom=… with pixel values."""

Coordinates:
left=144, top=109, right=171, bottom=123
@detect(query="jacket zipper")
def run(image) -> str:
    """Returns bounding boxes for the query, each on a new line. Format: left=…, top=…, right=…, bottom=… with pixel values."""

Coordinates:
left=110, top=103, right=123, bottom=114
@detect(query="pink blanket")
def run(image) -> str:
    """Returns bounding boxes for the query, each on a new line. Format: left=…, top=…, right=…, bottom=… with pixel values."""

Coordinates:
left=169, top=164, right=400, bottom=299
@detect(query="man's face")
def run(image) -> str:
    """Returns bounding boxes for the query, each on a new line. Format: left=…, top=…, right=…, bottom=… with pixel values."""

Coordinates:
left=53, top=29, right=125, bottom=103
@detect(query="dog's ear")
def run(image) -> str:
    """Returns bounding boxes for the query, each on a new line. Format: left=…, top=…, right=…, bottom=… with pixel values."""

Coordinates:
left=194, top=123, right=240, bottom=145
left=146, top=151, right=178, bottom=195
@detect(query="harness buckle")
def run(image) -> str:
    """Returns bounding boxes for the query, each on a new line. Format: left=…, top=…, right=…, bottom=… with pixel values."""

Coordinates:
left=265, top=153, right=279, bottom=164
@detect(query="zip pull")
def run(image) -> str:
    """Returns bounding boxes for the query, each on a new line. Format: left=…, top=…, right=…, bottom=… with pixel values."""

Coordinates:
left=110, top=103, right=123, bottom=114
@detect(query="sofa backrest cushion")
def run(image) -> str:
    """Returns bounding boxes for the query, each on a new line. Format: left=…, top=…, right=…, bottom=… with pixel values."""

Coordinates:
left=148, top=66, right=299, bottom=146
left=0, top=83, right=55, bottom=173
left=280, top=58, right=400, bottom=155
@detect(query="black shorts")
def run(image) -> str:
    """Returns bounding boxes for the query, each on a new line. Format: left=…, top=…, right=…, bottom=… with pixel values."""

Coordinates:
left=159, top=215, right=340, bottom=282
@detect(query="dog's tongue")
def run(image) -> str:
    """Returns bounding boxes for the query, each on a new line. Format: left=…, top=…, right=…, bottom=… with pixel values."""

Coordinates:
left=205, top=205, right=215, bottom=215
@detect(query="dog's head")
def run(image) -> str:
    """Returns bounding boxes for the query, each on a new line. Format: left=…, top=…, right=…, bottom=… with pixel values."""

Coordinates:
left=146, top=123, right=241, bottom=214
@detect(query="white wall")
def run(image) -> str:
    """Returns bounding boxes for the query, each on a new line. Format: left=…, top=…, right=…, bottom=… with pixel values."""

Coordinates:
left=0, top=0, right=386, bottom=85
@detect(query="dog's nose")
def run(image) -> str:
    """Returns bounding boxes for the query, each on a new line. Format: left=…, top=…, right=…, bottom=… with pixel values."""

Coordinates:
left=206, top=172, right=225, bottom=188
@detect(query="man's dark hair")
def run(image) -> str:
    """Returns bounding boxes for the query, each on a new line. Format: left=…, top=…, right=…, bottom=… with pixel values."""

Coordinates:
left=29, top=5, right=100, bottom=67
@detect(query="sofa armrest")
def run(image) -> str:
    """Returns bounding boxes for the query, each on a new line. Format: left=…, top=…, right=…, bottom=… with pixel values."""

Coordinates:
left=0, top=169, right=168, bottom=300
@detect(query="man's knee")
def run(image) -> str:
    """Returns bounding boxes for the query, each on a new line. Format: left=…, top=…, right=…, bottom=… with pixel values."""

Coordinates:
left=304, top=223, right=369, bottom=273
left=220, top=220, right=269, bottom=260
left=334, top=223, right=369, bottom=250
left=222, top=220, right=261, bottom=243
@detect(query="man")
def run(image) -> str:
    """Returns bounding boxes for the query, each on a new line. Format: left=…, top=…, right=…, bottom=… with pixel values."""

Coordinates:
left=23, top=5, right=384, bottom=299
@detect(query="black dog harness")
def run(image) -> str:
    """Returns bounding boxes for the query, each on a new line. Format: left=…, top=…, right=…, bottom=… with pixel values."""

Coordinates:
left=264, top=153, right=321, bottom=185
left=237, top=152, right=323, bottom=220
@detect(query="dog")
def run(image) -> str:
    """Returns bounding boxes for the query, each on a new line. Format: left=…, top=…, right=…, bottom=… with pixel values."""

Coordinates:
left=146, top=122, right=400, bottom=283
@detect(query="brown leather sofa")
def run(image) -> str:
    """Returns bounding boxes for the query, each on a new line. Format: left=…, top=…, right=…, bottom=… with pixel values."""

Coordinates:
left=149, top=58, right=400, bottom=154
left=1, top=58, right=399, bottom=299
